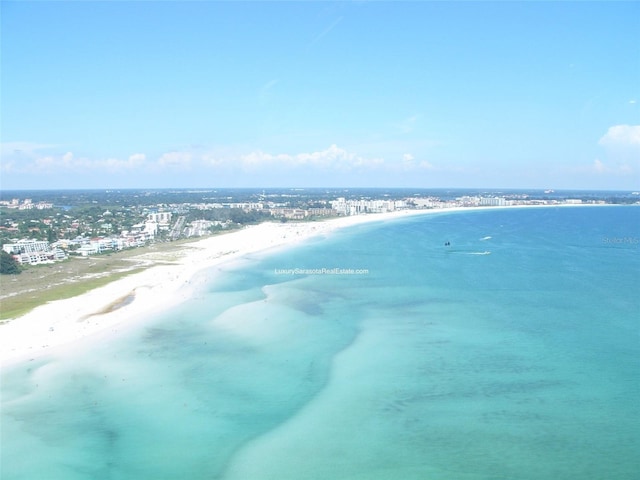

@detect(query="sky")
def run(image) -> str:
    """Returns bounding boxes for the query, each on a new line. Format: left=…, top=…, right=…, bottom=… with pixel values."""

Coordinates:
left=1, top=1, right=639, bottom=190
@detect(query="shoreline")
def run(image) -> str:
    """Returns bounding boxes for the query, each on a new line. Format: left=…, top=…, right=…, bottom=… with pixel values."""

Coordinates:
left=0, top=203, right=614, bottom=368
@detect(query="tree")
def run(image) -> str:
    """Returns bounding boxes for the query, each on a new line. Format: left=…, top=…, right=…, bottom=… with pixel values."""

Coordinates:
left=0, top=250, right=21, bottom=275
left=46, top=227, right=57, bottom=243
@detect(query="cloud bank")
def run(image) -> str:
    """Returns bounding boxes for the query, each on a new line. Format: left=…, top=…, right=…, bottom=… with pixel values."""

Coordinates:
left=0, top=142, right=431, bottom=180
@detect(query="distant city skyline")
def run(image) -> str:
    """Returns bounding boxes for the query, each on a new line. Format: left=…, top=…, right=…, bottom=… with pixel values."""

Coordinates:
left=1, top=1, right=639, bottom=190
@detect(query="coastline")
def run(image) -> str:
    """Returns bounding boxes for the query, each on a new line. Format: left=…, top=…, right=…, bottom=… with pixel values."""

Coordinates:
left=0, top=204, right=611, bottom=367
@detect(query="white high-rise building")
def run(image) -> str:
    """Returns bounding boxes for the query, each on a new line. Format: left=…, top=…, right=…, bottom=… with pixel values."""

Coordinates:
left=479, top=197, right=507, bottom=207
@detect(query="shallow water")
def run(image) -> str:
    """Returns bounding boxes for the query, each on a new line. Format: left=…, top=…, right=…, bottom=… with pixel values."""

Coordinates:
left=2, top=206, right=639, bottom=479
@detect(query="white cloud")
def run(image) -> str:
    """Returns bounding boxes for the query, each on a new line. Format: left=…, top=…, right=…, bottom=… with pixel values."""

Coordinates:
left=400, top=152, right=433, bottom=171
left=34, top=156, right=56, bottom=170
left=393, top=114, right=421, bottom=134
left=401, top=153, right=415, bottom=171
left=2, top=141, right=443, bottom=186
left=1, top=147, right=149, bottom=175
left=0, top=160, right=15, bottom=173
left=593, top=158, right=606, bottom=173
left=100, top=153, right=147, bottom=172
left=586, top=158, right=636, bottom=177
left=598, top=125, right=640, bottom=148
left=32, top=153, right=79, bottom=172
left=129, top=153, right=146, bottom=165
left=201, top=153, right=224, bottom=167
left=240, top=144, right=383, bottom=171
left=1, top=142, right=61, bottom=173
left=595, top=125, right=640, bottom=181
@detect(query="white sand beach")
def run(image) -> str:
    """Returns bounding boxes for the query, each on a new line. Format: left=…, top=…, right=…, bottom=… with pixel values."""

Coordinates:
left=0, top=209, right=447, bottom=367
left=0, top=204, right=604, bottom=367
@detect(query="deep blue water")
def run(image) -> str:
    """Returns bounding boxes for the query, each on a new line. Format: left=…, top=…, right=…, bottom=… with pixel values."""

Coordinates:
left=1, top=206, right=639, bottom=479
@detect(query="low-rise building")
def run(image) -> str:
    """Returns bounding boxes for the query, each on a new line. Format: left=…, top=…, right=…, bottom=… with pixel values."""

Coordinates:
left=307, top=208, right=337, bottom=217
left=2, top=239, right=66, bottom=264
left=329, top=198, right=399, bottom=215
left=270, top=208, right=306, bottom=220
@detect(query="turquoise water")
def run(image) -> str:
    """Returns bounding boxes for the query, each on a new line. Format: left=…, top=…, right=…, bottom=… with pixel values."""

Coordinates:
left=2, top=206, right=639, bottom=479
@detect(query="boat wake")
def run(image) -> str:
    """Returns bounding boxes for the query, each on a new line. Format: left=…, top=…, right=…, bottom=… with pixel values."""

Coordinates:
left=447, top=250, right=492, bottom=255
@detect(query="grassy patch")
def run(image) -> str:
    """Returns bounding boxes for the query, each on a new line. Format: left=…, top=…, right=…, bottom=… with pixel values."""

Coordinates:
left=0, top=268, right=145, bottom=321
left=0, top=232, right=237, bottom=321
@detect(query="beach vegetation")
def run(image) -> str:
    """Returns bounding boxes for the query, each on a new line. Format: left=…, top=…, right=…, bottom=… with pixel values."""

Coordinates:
left=0, top=267, right=145, bottom=320
left=0, top=234, right=208, bottom=320
left=1, top=250, right=22, bottom=275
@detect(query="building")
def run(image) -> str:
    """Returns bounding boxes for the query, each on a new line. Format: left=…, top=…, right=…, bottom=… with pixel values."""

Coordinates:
left=410, top=197, right=441, bottom=208
left=478, top=197, right=508, bottom=207
left=147, top=212, right=172, bottom=225
left=77, top=243, right=101, bottom=256
left=2, top=239, right=66, bottom=264
left=307, top=207, right=337, bottom=217
left=329, top=198, right=399, bottom=216
left=2, top=239, right=50, bottom=256
left=331, top=198, right=348, bottom=215
left=458, top=196, right=480, bottom=207
left=269, top=208, right=306, bottom=220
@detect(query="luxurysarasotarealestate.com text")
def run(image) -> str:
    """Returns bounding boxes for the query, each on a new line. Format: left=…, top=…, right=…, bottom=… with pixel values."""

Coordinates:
left=274, top=267, right=370, bottom=276
left=601, top=236, right=639, bottom=245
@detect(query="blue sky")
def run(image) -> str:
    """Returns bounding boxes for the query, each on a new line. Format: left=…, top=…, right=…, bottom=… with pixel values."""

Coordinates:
left=1, top=1, right=639, bottom=190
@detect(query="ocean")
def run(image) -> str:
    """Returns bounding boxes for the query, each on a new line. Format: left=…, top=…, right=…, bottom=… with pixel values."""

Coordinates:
left=1, top=206, right=639, bottom=479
